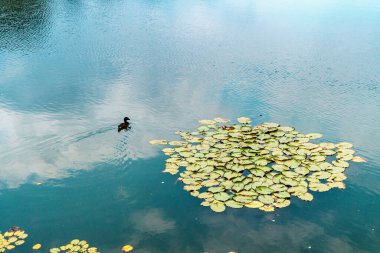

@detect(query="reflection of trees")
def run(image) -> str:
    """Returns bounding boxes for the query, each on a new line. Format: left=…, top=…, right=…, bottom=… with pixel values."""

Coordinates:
left=0, top=0, right=51, bottom=51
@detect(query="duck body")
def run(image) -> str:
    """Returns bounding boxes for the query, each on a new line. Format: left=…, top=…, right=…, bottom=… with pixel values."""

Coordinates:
left=118, top=117, right=130, bottom=132
left=9, top=226, right=21, bottom=232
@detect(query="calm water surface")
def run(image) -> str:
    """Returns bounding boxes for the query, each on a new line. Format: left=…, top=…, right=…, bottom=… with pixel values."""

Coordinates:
left=1, top=0, right=380, bottom=252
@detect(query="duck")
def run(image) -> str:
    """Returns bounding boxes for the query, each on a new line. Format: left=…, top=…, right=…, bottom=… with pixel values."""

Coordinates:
left=9, top=226, right=21, bottom=232
left=221, top=125, right=234, bottom=130
left=118, top=117, right=130, bottom=132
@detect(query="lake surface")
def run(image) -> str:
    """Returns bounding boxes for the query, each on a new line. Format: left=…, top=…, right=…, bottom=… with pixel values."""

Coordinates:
left=1, top=0, right=380, bottom=252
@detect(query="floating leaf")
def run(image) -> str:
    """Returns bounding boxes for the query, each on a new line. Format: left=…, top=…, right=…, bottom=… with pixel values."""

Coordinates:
left=234, top=195, right=253, bottom=203
left=312, top=171, right=332, bottom=180
left=328, top=181, right=346, bottom=189
left=272, top=164, right=287, bottom=172
left=214, top=117, right=230, bottom=123
left=256, top=186, right=274, bottom=195
left=210, top=202, right=226, bottom=212
left=198, top=126, right=209, bottom=132
left=332, top=160, right=349, bottom=168
left=295, top=167, right=309, bottom=175
left=237, top=117, right=251, bottom=124
left=15, top=240, right=25, bottom=246
left=351, top=156, right=367, bottom=163
left=259, top=205, right=275, bottom=212
left=225, top=200, right=244, bottom=208
left=274, top=199, right=291, bottom=208
left=122, top=245, right=134, bottom=252
left=336, top=142, right=353, bottom=149
left=214, top=192, right=231, bottom=201
left=297, top=192, right=313, bottom=201
left=306, top=133, right=322, bottom=139
left=33, top=244, right=42, bottom=250
left=149, top=140, right=168, bottom=145
left=274, top=191, right=290, bottom=198
left=245, top=201, right=264, bottom=208
left=258, top=195, right=274, bottom=204
left=263, top=122, right=280, bottom=128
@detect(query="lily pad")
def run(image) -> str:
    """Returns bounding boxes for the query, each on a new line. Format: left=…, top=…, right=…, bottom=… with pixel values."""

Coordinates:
left=199, top=119, right=216, bottom=125
left=297, top=192, right=313, bottom=201
left=210, top=202, right=226, bottom=212
left=306, top=133, right=322, bottom=139
left=258, top=195, right=274, bottom=204
left=351, top=156, right=367, bottom=162
left=274, top=199, right=291, bottom=208
left=237, top=117, right=251, bottom=124
left=214, top=192, right=231, bottom=201
left=225, top=200, right=244, bottom=208
left=256, top=186, right=274, bottom=195
left=149, top=140, right=168, bottom=145
left=259, top=205, right=275, bottom=212
left=245, top=201, right=264, bottom=208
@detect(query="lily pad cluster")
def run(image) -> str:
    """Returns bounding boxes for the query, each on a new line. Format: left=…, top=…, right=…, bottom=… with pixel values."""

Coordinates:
left=0, top=230, right=28, bottom=252
left=49, top=239, right=99, bottom=253
left=150, top=117, right=366, bottom=212
left=0, top=227, right=134, bottom=253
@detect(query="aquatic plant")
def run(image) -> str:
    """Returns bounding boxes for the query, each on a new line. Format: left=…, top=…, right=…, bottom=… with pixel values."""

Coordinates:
left=49, top=239, right=100, bottom=253
left=1, top=227, right=133, bottom=252
left=150, top=117, right=366, bottom=212
left=0, top=229, right=27, bottom=252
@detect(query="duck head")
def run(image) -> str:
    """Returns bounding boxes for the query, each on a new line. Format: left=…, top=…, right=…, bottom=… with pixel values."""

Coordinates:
left=124, top=117, right=130, bottom=123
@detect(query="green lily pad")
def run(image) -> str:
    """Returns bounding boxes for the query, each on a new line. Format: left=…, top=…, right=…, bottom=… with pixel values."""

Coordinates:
left=274, top=191, right=291, bottom=198
left=305, top=133, right=322, bottom=139
left=259, top=205, right=275, bottom=212
left=198, top=192, right=213, bottom=199
left=214, top=192, right=231, bottom=201
left=336, top=142, right=353, bottom=149
left=271, top=184, right=288, bottom=192
left=351, top=156, right=366, bottom=162
left=210, top=202, right=226, bottom=212
left=245, top=201, right=264, bottom=208
left=297, top=192, right=313, bottom=201
left=272, top=164, right=288, bottom=172
left=234, top=195, right=253, bottom=203
left=295, top=167, right=309, bottom=175
left=237, top=117, right=251, bottom=124
left=312, top=171, right=331, bottom=180
left=197, top=126, right=209, bottom=132
left=149, top=139, right=168, bottom=145
left=258, top=195, right=274, bottom=204
left=214, top=117, right=230, bottom=123
left=274, top=199, right=291, bottom=208
left=225, top=200, right=244, bottom=208
left=256, top=186, right=274, bottom=195
left=332, top=160, right=349, bottom=168
left=199, top=119, right=216, bottom=125
left=208, top=186, right=225, bottom=193
left=232, top=182, right=245, bottom=192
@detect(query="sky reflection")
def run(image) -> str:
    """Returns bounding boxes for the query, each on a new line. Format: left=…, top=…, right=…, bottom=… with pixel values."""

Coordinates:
left=1, top=0, right=380, bottom=252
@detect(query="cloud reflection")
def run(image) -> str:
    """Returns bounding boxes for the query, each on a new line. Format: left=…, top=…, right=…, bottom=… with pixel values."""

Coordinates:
left=198, top=211, right=363, bottom=253
left=130, top=208, right=175, bottom=234
left=0, top=75, right=232, bottom=189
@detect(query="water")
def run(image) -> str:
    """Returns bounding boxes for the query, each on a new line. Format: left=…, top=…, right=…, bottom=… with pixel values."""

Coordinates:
left=1, top=0, right=380, bottom=252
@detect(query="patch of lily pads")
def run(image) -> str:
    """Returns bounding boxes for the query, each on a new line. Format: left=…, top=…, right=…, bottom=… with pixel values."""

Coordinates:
left=150, top=117, right=366, bottom=212
left=1, top=227, right=133, bottom=253
left=0, top=229, right=27, bottom=252
left=49, top=239, right=100, bottom=253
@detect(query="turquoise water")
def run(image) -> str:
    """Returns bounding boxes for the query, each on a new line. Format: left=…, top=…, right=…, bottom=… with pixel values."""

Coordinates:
left=1, top=0, right=380, bottom=252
